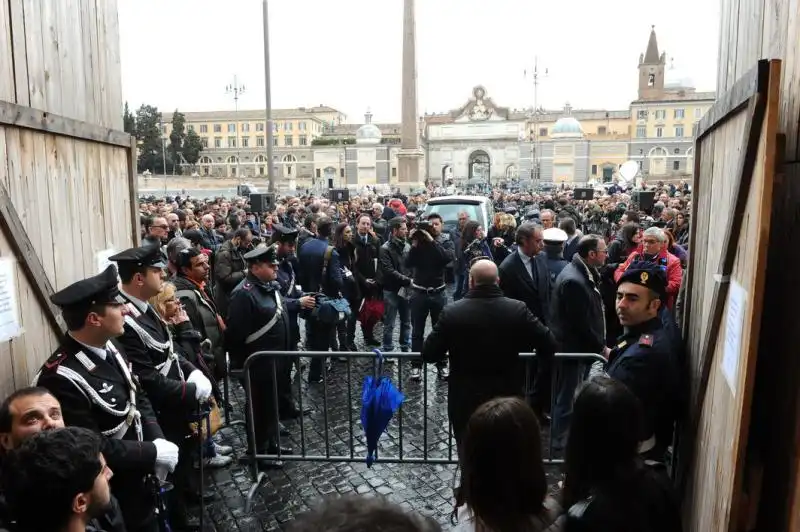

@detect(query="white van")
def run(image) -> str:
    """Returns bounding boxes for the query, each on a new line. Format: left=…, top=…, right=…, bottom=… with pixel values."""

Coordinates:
left=424, top=195, right=494, bottom=234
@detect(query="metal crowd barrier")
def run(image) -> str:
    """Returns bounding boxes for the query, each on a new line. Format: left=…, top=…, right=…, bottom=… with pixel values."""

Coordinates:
left=229, top=350, right=605, bottom=511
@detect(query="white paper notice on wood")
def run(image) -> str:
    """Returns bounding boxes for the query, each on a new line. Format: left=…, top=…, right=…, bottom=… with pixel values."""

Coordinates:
left=721, top=280, right=747, bottom=395
left=0, top=258, right=22, bottom=342
left=96, top=249, right=116, bottom=274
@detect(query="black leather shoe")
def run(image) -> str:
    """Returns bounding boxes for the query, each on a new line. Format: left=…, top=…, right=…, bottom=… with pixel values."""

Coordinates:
left=266, top=444, right=293, bottom=455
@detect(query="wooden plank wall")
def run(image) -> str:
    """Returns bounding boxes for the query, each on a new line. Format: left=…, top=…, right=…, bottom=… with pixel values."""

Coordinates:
left=718, top=0, right=800, bottom=161
left=0, top=0, right=134, bottom=399
left=712, top=0, right=800, bottom=530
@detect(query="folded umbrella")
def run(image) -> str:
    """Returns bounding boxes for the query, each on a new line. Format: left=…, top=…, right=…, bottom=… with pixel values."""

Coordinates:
left=361, top=349, right=404, bottom=467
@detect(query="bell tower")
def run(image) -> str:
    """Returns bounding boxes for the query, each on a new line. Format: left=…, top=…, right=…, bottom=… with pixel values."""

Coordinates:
left=638, top=25, right=666, bottom=100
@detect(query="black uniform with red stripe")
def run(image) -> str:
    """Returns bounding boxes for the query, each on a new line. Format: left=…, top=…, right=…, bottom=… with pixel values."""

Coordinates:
left=34, top=335, right=164, bottom=532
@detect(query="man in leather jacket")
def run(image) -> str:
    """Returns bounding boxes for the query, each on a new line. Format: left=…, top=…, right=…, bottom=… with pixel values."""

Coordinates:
left=225, top=244, right=294, bottom=459
left=377, top=217, right=412, bottom=353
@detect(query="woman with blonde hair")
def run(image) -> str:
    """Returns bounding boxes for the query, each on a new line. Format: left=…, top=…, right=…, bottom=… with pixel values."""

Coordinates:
left=491, top=214, right=517, bottom=265
left=149, top=282, right=231, bottom=467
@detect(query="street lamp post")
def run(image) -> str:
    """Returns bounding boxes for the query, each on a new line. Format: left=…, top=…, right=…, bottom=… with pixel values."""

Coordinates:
left=525, top=58, right=548, bottom=186
left=262, top=0, right=276, bottom=193
left=225, top=76, right=246, bottom=180
left=159, top=116, right=167, bottom=195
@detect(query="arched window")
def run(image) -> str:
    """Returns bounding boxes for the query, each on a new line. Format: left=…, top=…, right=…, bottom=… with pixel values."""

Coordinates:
left=282, top=154, right=297, bottom=177
left=647, top=147, right=668, bottom=175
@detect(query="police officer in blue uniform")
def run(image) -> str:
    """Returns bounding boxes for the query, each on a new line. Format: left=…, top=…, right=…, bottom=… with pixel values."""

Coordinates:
left=592, top=261, right=681, bottom=461
left=270, top=225, right=315, bottom=419
left=225, top=244, right=293, bottom=458
left=540, top=227, right=570, bottom=286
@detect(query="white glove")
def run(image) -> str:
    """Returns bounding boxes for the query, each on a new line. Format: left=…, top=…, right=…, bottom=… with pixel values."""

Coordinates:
left=186, top=370, right=212, bottom=402
left=152, top=438, right=179, bottom=472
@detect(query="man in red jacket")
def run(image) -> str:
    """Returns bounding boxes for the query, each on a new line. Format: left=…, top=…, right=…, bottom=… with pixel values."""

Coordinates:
left=614, top=227, right=682, bottom=309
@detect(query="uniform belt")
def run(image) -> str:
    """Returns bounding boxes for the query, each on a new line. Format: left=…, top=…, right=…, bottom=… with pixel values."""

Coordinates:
left=411, top=283, right=446, bottom=293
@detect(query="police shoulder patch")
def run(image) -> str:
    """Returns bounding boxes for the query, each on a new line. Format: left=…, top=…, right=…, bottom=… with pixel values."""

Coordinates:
left=639, top=334, right=654, bottom=347
left=44, top=352, right=67, bottom=369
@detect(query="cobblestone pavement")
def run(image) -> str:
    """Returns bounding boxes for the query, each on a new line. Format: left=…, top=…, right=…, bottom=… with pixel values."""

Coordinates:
left=194, top=285, right=562, bottom=531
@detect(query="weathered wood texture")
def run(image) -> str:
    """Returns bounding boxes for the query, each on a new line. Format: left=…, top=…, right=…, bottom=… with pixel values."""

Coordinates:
left=718, top=0, right=800, bottom=160
left=0, top=0, right=134, bottom=399
left=682, top=60, right=780, bottom=531
left=715, top=0, right=800, bottom=529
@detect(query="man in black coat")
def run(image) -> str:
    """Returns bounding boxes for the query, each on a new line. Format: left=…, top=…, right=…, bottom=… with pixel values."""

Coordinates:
left=497, top=222, right=552, bottom=412
left=422, top=259, right=556, bottom=455
left=549, top=235, right=608, bottom=452
left=352, top=213, right=383, bottom=346
left=31, top=266, right=179, bottom=532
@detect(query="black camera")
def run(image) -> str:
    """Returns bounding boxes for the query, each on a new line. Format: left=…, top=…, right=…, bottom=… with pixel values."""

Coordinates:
left=414, top=220, right=433, bottom=235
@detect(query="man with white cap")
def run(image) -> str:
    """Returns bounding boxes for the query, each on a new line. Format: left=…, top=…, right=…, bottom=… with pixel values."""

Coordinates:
left=541, top=227, right=570, bottom=287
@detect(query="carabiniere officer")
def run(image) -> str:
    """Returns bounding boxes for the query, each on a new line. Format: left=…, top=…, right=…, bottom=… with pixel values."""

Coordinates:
left=33, top=265, right=179, bottom=532
left=225, top=244, right=294, bottom=461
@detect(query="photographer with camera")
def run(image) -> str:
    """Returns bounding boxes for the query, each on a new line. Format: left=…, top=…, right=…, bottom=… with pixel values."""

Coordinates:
left=405, top=213, right=454, bottom=381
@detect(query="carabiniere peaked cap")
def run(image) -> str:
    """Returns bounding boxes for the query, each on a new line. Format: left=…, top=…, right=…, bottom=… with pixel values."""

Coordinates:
left=244, top=243, right=280, bottom=265
left=108, top=245, right=167, bottom=269
left=50, top=265, right=120, bottom=309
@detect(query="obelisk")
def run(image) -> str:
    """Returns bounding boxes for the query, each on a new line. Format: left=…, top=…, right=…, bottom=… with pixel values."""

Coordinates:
left=397, top=0, right=424, bottom=189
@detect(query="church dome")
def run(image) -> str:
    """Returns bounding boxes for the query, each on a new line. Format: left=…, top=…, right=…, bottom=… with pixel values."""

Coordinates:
left=356, top=108, right=382, bottom=146
left=551, top=116, right=583, bottom=138
left=665, top=60, right=695, bottom=89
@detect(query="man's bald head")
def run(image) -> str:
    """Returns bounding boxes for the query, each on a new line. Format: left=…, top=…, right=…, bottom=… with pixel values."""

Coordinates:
left=469, top=259, right=498, bottom=289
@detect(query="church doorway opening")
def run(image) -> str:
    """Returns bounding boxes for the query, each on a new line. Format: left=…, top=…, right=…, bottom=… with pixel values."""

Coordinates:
left=441, top=165, right=453, bottom=184
left=602, top=166, right=614, bottom=182
left=468, top=150, right=491, bottom=184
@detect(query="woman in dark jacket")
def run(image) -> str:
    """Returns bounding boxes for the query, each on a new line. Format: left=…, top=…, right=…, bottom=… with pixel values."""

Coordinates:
left=606, top=222, right=640, bottom=269
left=460, top=221, right=492, bottom=295
left=560, top=377, right=682, bottom=532
left=602, top=223, right=640, bottom=345
left=333, top=222, right=360, bottom=351
left=673, top=212, right=690, bottom=249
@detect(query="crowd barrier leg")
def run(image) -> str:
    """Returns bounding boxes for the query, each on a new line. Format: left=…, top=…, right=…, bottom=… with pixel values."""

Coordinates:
left=229, top=350, right=604, bottom=510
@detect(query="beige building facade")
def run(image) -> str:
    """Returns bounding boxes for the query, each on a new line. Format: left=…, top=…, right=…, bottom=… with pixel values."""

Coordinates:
left=158, top=27, right=714, bottom=190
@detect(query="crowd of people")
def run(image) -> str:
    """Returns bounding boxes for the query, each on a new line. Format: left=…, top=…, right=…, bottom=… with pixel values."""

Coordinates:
left=0, top=178, right=693, bottom=531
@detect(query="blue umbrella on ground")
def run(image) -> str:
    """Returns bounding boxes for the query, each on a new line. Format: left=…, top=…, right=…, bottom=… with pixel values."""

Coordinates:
left=361, top=349, right=405, bottom=467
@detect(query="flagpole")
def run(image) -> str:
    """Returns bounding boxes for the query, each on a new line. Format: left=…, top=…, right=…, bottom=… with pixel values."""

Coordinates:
left=263, top=0, right=275, bottom=193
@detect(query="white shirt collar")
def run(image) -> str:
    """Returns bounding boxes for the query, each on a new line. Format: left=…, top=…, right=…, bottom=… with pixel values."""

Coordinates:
left=70, top=334, right=108, bottom=360
left=120, top=288, right=149, bottom=314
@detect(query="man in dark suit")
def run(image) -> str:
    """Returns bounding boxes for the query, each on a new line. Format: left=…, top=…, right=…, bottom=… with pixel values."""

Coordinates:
left=110, top=245, right=213, bottom=529
left=497, top=222, right=552, bottom=414
left=422, top=259, right=556, bottom=454
left=498, top=222, right=549, bottom=323
left=31, top=266, right=178, bottom=532
left=549, top=235, right=608, bottom=452
left=352, top=213, right=383, bottom=346
left=298, top=217, right=343, bottom=383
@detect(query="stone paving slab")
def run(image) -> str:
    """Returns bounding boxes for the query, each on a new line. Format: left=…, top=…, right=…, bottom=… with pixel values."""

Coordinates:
left=193, top=288, right=562, bottom=530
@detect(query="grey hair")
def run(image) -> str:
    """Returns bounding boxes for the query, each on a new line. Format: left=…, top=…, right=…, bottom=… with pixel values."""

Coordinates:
left=642, top=227, right=667, bottom=243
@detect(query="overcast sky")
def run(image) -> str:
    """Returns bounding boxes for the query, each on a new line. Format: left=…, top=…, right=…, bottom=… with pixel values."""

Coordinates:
left=119, top=0, right=719, bottom=124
